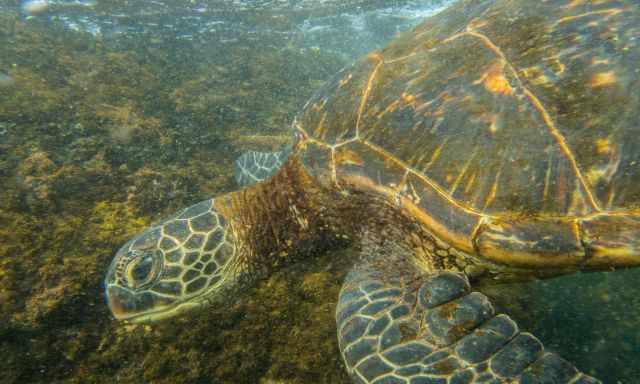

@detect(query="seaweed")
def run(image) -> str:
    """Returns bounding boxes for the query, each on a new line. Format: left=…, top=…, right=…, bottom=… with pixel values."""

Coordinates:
left=0, top=10, right=351, bottom=384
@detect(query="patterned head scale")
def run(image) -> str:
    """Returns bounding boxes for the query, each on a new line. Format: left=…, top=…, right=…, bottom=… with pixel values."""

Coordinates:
left=104, top=199, right=236, bottom=322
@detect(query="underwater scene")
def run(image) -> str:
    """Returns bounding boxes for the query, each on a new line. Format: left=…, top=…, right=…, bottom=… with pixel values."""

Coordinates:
left=1, top=0, right=639, bottom=383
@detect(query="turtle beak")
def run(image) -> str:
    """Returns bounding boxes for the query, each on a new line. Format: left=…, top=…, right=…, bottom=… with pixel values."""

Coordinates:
left=105, top=285, right=138, bottom=321
left=105, top=283, right=176, bottom=323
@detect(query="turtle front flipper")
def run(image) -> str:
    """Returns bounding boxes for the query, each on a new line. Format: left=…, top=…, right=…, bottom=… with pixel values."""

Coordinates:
left=337, top=263, right=601, bottom=383
left=234, top=148, right=291, bottom=187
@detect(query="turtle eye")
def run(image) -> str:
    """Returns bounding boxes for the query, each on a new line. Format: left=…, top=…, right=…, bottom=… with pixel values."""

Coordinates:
left=126, top=251, right=162, bottom=289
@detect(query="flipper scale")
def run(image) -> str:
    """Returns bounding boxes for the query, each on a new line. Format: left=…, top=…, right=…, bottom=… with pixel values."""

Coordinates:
left=234, top=148, right=291, bottom=187
left=337, top=268, right=600, bottom=384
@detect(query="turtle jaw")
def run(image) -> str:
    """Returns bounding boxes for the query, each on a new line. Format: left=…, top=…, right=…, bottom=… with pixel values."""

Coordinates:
left=105, top=283, right=211, bottom=323
left=105, top=282, right=170, bottom=323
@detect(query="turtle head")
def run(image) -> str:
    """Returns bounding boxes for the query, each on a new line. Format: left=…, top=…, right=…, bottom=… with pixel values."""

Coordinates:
left=104, top=198, right=237, bottom=323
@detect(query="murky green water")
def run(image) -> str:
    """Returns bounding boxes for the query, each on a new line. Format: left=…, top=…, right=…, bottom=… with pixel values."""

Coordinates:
left=0, top=1, right=639, bottom=383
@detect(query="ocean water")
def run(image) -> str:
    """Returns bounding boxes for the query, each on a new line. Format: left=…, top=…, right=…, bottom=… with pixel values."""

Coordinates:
left=0, top=0, right=639, bottom=383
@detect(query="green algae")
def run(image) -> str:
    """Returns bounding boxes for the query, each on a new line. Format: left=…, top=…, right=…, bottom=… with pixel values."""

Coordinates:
left=0, top=10, right=350, bottom=384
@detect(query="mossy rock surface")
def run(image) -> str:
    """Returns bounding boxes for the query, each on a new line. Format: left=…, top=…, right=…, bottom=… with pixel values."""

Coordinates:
left=0, top=11, right=350, bottom=384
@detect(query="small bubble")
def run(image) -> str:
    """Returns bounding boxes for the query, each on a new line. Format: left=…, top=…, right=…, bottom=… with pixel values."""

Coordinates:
left=0, top=72, right=14, bottom=88
left=22, top=0, right=50, bottom=16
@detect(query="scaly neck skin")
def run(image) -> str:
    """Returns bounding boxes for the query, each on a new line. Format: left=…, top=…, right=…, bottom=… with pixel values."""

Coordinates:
left=211, top=157, right=567, bottom=292
left=212, top=157, right=353, bottom=281
left=212, top=159, right=483, bottom=288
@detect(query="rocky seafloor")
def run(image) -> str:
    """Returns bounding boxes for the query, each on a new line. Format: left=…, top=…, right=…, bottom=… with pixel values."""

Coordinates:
left=0, top=5, right=639, bottom=384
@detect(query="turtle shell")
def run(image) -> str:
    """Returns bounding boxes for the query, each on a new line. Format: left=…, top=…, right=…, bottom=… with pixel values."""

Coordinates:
left=295, top=0, right=640, bottom=269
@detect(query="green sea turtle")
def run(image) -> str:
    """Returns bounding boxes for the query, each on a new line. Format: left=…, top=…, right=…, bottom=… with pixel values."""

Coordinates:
left=105, top=0, right=640, bottom=382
